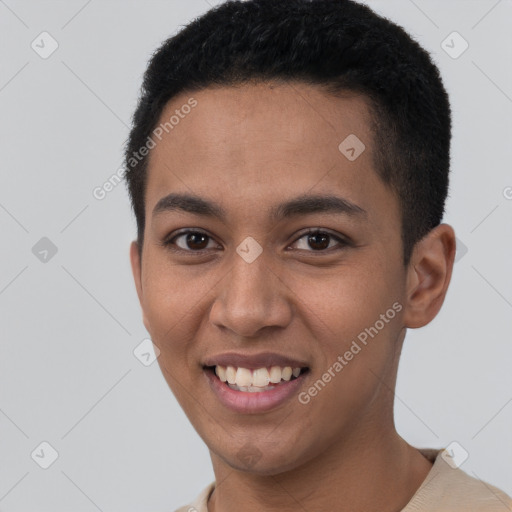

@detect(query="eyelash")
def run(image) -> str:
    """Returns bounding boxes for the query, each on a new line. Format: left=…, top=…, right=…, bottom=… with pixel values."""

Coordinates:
left=162, top=228, right=350, bottom=254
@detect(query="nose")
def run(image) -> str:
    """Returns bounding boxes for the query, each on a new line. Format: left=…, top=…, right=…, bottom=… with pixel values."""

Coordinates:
left=209, top=249, right=293, bottom=338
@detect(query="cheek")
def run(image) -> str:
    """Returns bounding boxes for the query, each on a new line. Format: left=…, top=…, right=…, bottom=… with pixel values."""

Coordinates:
left=296, top=294, right=402, bottom=442
left=289, top=262, right=403, bottom=397
left=289, top=262, right=401, bottom=343
left=141, top=260, right=207, bottom=366
left=143, top=264, right=208, bottom=409
left=143, top=254, right=210, bottom=329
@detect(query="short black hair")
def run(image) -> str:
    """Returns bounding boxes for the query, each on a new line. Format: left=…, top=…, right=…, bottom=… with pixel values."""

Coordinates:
left=124, top=0, right=451, bottom=266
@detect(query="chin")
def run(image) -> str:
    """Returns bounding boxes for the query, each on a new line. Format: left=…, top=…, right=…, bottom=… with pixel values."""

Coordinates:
left=211, top=439, right=310, bottom=476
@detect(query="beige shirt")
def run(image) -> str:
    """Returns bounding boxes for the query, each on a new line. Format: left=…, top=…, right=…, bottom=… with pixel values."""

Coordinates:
left=174, top=447, right=512, bottom=511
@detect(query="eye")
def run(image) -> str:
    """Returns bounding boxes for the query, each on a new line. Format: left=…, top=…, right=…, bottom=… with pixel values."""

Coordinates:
left=163, top=230, right=220, bottom=252
left=162, top=228, right=350, bottom=254
left=290, top=229, right=348, bottom=252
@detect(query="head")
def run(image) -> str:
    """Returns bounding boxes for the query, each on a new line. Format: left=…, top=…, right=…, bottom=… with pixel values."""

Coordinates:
left=126, top=0, right=456, bottom=475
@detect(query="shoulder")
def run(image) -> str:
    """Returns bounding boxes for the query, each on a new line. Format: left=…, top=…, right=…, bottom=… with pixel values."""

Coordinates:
left=439, top=467, right=512, bottom=510
left=406, top=448, right=512, bottom=511
left=171, top=482, right=215, bottom=512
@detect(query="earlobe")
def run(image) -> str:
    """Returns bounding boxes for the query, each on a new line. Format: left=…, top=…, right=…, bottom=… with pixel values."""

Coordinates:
left=402, top=224, right=456, bottom=329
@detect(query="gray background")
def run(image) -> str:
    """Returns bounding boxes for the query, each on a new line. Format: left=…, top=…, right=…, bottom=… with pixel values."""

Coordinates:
left=0, top=0, right=511, bottom=510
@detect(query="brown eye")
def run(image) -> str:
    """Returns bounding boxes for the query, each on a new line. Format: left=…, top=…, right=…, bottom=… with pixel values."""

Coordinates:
left=165, top=230, right=218, bottom=252
left=291, top=230, right=347, bottom=252
left=306, top=232, right=330, bottom=250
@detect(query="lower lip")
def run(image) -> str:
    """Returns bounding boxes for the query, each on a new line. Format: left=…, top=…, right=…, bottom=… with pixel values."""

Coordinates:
left=204, top=368, right=307, bottom=414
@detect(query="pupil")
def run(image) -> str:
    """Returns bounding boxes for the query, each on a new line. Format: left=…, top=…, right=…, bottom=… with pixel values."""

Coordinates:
left=308, top=233, right=329, bottom=250
left=188, top=232, right=208, bottom=249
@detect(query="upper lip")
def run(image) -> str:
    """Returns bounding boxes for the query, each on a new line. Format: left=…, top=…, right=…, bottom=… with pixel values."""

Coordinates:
left=203, top=351, right=309, bottom=370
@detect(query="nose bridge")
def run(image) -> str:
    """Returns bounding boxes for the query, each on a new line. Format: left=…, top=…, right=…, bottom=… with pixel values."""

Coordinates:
left=210, top=243, right=291, bottom=336
left=226, top=245, right=274, bottom=314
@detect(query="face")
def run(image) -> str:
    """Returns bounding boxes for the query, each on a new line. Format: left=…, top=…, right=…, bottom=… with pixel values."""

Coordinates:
left=130, top=82, right=420, bottom=475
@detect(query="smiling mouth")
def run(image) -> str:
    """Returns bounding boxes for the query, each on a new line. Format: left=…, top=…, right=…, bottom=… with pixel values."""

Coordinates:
left=204, top=365, right=310, bottom=392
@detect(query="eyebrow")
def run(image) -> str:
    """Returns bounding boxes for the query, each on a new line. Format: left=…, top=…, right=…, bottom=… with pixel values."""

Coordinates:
left=152, top=192, right=367, bottom=222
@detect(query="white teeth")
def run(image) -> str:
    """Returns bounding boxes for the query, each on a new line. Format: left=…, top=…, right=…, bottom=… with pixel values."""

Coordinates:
left=213, top=364, right=304, bottom=390
left=269, top=365, right=282, bottom=383
left=215, top=365, right=227, bottom=382
left=228, top=383, right=275, bottom=392
left=252, top=368, right=270, bottom=387
left=226, top=366, right=237, bottom=384
left=235, top=367, right=252, bottom=387
left=282, top=367, right=293, bottom=381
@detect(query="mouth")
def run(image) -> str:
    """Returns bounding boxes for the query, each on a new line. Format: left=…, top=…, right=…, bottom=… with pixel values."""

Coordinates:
left=204, top=364, right=310, bottom=392
left=202, top=362, right=310, bottom=413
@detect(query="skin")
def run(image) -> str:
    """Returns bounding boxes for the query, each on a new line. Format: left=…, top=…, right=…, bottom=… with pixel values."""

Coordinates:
left=130, top=81, right=456, bottom=512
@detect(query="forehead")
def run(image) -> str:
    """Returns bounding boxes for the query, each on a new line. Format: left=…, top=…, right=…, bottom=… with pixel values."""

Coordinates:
left=144, top=81, right=393, bottom=225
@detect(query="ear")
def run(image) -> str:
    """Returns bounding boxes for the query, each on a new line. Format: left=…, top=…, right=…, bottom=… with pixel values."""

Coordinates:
left=129, top=240, right=150, bottom=332
left=402, top=223, right=456, bottom=329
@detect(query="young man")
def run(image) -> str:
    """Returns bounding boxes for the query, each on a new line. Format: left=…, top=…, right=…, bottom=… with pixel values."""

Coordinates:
left=125, top=0, right=512, bottom=510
